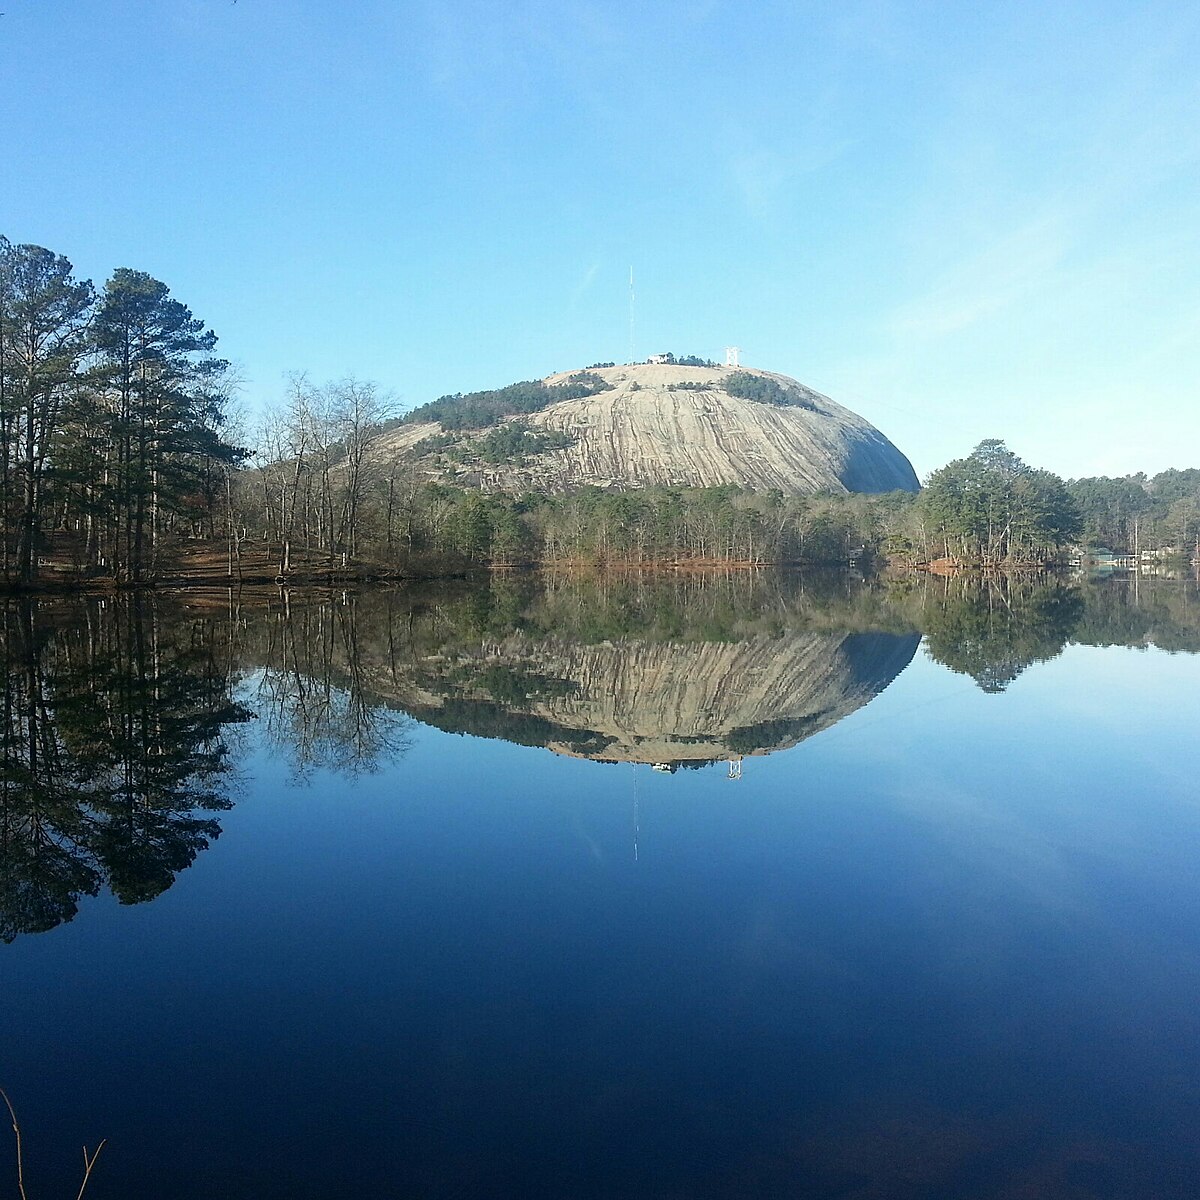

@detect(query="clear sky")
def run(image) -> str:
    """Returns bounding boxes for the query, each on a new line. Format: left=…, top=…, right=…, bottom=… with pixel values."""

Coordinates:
left=3, top=0, right=1198, bottom=480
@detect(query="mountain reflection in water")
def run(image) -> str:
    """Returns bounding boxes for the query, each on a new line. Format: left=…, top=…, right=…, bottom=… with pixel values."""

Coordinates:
left=247, top=573, right=923, bottom=768
left=2, top=570, right=1200, bottom=1199
left=1, top=570, right=1198, bottom=941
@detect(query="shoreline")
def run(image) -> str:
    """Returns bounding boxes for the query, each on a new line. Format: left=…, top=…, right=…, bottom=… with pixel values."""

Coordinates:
left=5, top=548, right=1178, bottom=598
left=0, top=557, right=1094, bottom=596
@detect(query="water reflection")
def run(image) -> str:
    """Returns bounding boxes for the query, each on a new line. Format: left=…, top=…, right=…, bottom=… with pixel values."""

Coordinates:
left=249, top=592, right=414, bottom=782
left=0, top=597, right=250, bottom=940
left=920, top=577, right=1088, bottom=692
left=2, top=570, right=1198, bottom=1200
left=400, top=625, right=920, bottom=765
left=2, top=571, right=1198, bottom=939
left=920, top=573, right=1200, bottom=690
left=227, top=573, right=927, bottom=768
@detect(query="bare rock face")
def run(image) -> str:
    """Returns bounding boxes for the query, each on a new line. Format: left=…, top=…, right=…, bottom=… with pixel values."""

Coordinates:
left=382, top=363, right=919, bottom=495
left=369, top=628, right=920, bottom=765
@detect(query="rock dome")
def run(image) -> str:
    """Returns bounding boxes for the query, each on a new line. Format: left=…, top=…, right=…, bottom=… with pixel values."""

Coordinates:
left=382, top=362, right=919, bottom=495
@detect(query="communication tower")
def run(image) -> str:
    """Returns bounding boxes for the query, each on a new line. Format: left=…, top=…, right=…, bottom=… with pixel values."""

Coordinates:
left=724, top=346, right=740, bottom=368
left=629, top=267, right=636, bottom=364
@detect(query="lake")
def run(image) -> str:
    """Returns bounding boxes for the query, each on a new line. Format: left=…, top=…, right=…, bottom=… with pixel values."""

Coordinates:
left=2, top=570, right=1198, bottom=1199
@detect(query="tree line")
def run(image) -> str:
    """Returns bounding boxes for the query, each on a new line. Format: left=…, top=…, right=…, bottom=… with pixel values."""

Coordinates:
left=1066, top=468, right=1200, bottom=556
left=0, top=237, right=240, bottom=586
left=5, top=235, right=1198, bottom=583
left=888, top=440, right=1200, bottom=566
left=240, top=412, right=1194, bottom=575
left=235, top=449, right=911, bottom=573
left=902, top=439, right=1082, bottom=565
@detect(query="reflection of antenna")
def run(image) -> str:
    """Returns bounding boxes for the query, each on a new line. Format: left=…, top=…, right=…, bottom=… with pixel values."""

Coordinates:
left=728, top=756, right=742, bottom=780
left=632, top=765, right=640, bottom=862
left=628, top=268, right=636, bottom=364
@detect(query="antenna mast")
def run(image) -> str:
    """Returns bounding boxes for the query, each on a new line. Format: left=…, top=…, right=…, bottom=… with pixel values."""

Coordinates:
left=629, top=267, right=636, bottom=364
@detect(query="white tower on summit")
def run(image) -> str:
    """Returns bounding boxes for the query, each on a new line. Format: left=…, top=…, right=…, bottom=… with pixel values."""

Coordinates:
left=724, top=346, right=740, bottom=368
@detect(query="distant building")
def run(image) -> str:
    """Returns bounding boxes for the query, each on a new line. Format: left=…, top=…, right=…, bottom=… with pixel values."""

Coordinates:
left=1070, top=547, right=1135, bottom=569
left=1086, top=548, right=1136, bottom=568
left=646, top=353, right=669, bottom=365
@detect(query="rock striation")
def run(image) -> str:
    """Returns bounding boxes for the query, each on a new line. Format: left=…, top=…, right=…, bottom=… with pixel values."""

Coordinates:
left=381, top=362, right=919, bottom=495
left=361, top=628, right=920, bottom=765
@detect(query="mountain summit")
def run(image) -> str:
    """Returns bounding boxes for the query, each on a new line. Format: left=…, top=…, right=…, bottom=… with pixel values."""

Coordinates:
left=383, top=362, right=919, bottom=495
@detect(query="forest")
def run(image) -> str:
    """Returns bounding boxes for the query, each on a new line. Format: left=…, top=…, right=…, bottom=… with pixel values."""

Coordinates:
left=2, top=234, right=1198, bottom=587
left=0, top=237, right=239, bottom=585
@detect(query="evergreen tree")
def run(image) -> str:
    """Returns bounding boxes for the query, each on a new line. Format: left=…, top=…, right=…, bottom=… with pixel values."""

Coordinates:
left=0, top=239, right=95, bottom=583
left=922, top=440, right=1081, bottom=563
left=91, top=269, right=231, bottom=578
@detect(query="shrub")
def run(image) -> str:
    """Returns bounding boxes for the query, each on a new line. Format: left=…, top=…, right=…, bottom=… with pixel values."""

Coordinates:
left=721, top=372, right=820, bottom=411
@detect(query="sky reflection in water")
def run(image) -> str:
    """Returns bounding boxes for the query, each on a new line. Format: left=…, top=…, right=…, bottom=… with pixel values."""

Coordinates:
left=1, top=572, right=1198, bottom=1199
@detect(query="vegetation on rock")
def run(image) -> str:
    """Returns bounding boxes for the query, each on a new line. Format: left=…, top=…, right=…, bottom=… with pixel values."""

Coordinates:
left=721, top=371, right=820, bottom=411
left=388, top=362, right=917, bottom=496
left=652, top=353, right=719, bottom=367
left=477, top=422, right=574, bottom=463
left=411, top=423, right=573, bottom=468
left=395, top=372, right=612, bottom=431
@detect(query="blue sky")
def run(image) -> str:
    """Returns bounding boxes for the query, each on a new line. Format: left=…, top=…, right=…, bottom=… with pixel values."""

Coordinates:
left=3, top=0, right=1198, bottom=479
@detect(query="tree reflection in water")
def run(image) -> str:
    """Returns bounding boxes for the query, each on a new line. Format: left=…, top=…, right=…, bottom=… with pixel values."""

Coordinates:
left=919, top=576, right=1087, bottom=692
left=235, top=574, right=926, bottom=768
left=0, top=596, right=251, bottom=939
left=918, top=571, right=1200, bottom=691
left=2, top=571, right=1197, bottom=939
left=249, top=590, right=414, bottom=783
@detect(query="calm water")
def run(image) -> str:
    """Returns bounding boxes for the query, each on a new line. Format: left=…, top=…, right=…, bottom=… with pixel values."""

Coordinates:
left=2, top=571, right=1198, bottom=1199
